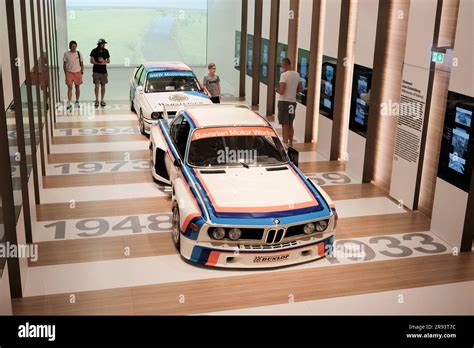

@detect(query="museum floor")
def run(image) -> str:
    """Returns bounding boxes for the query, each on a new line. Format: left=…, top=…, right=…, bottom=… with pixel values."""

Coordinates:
left=10, top=100, right=474, bottom=315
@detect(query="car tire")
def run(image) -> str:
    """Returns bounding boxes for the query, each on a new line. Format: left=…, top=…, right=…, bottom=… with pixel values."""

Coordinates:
left=139, top=110, right=146, bottom=136
left=130, top=99, right=135, bottom=113
left=172, top=205, right=181, bottom=251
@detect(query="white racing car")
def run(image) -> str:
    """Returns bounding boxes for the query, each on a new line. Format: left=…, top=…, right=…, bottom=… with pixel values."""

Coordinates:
left=130, top=62, right=212, bottom=135
left=150, top=104, right=337, bottom=268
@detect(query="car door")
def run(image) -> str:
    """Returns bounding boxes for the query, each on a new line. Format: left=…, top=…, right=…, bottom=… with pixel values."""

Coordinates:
left=130, top=65, right=144, bottom=101
left=167, top=113, right=191, bottom=183
left=134, top=68, right=148, bottom=112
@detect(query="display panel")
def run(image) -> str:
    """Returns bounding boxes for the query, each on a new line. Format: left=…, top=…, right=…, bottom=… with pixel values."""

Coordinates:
left=234, top=30, right=241, bottom=71
left=260, top=38, right=269, bottom=85
left=275, top=42, right=288, bottom=85
left=66, top=0, right=208, bottom=66
left=320, top=56, right=337, bottom=118
left=246, top=34, right=254, bottom=77
left=296, top=48, right=309, bottom=105
left=349, top=64, right=373, bottom=137
left=437, top=91, right=474, bottom=192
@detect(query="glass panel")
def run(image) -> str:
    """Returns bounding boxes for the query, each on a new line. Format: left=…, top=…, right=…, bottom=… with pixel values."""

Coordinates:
left=5, top=89, right=23, bottom=224
left=0, top=193, right=5, bottom=276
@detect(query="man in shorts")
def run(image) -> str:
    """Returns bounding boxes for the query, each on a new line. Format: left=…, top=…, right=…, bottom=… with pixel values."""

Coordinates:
left=275, top=58, right=303, bottom=148
left=89, top=38, right=110, bottom=108
left=63, top=40, right=84, bottom=111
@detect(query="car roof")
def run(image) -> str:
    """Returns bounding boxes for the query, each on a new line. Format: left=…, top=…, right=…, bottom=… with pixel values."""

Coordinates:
left=143, top=62, right=192, bottom=72
left=183, top=105, right=270, bottom=128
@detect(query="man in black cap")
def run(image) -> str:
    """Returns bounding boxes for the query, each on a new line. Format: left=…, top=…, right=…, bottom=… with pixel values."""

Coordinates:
left=89, top=38, right=110, bottom=107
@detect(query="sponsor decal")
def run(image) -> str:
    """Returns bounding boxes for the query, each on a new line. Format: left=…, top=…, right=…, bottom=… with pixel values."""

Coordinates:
left=192, top=127, right=277, bottom=141
left=253, top=254, right=290, bottom=263
left=148, top=71, right=194, bottom=79
left=169, top=94, right=189, bottom=102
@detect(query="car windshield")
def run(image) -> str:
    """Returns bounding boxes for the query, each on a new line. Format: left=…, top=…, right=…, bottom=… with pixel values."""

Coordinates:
left=187, top=128, right=289, bottom=167
left=146, top=70, right=202, bottom=93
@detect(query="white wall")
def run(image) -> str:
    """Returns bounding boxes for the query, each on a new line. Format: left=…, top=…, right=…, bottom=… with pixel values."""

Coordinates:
left=258, top=0, right=271, bottom=115
left=449, top=0, right=474, bottom=97
left=206, top=0, right=241, bottom=98
left=1, top=0, right=13, bottom=107
left=292, top=0, right=312, bottom=143
left=346, top=0, right=379, bottom=179
left=323, top=0, right=341, bottom=58
left=317, top=0, right=342, bottom=158
left=274, top=0, right=290, bottom=114
left=354, top=0, right=378, bottom=68
left=245, top=0, right=255, bottom=105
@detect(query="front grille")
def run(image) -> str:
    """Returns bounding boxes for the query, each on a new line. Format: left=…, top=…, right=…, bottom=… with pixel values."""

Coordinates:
left=208, top=227, right=264, bottom=241
left=265, top=228, right=285, bottom=244
left=240, top=228, right=265, bottom=240
left=240, top=241, right=298, bottom=250
left=285, top=224, right=306, bottom=238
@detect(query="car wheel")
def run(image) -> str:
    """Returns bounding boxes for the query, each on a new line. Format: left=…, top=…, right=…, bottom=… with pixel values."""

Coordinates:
left=130, top=98, right=135, bottom=112
left=139, top=110, right=146, bottom=136
left=172, top=205, right=181, bottom=251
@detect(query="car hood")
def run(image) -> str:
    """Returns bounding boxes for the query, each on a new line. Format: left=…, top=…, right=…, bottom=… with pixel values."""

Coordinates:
left=193, top=165, right=322, bottom=216
left=145, top=91, right=212, bottom=111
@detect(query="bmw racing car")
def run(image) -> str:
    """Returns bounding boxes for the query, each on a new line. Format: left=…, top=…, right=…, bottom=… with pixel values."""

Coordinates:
left=150, top=104, right=337, bottom=268
left=130, top=62, right=212, bottom=135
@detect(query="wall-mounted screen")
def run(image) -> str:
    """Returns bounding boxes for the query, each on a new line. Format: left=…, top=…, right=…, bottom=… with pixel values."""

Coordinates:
left=275, top=42, right=288, bottom=86
left=66, top=0, right=208, bottom=66
left=246, top=34, right=254, bottom=77
left=349, top=64, right=373, bottom=137
left=438, top=91, right=474, bottom=192
left=260, top=38, right=269, bottom=85
left=320, top=56, right=337, bottom=118
left=297, top=48, right=309, bottom=105
left=234, top=31, right=241, bottom=71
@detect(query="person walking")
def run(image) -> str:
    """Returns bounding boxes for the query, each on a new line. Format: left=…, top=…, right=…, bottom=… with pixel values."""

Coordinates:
left=63, top=40, right=84, bottom=111
left=203, top=63, right=221, bottom=103
left=89, top=38, right=110, bottom=108
left=275, top=58, right=303, bottom=148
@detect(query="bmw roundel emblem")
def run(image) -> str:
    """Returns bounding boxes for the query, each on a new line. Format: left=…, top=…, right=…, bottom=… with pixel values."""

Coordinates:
left=273, top=218, right=280, bottom=225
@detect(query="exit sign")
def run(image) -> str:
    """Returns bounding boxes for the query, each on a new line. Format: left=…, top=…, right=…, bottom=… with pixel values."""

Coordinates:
left=432, top=52, right=445, bottom=63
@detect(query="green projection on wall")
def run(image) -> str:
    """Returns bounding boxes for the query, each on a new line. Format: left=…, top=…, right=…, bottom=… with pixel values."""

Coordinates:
left=66, top=0, right=208, bottom=66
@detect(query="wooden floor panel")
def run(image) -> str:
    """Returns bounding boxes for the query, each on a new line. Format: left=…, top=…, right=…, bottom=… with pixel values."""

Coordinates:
left=42, top=171, right=153, bottom=188
left=52, top=134, right=145, bottom=144
left=337, top=212, right=431, bottom=239
left=12, top=253, right=474, bottom=315
left=55, top=120, right=137, bottom=129
left=323, top=183, right=387, bottom=200
left=36, top=197, right=171, bottom=221
left=298, top=161, right=346, bottom=173
left=48, top=150, right=149, bottom=163
left=292, top=142, right=318, bottom=152
left=29, top=233, right=176, bottom=267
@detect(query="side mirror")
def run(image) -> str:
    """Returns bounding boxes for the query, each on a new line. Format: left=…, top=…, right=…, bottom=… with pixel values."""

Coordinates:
left=137, top=86, right=144, bottom=94
left=173, top=158, right=182, bottom=167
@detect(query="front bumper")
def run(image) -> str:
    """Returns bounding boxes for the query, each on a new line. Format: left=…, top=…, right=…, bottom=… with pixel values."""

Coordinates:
left=181, top=233, right=335, bottom=268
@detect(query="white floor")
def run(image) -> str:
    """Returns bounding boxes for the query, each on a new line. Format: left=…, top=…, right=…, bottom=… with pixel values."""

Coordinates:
left=204, top=281, right=474, bottom=315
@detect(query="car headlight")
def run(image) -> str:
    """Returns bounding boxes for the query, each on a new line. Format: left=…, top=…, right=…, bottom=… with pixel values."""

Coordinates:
left=315, top=220, right=329, bottom=232
left=151, top=112, right=163, bottom=120
left=211, top=227, right=226, bottom=240
left=303, top=223, right=316, bottom=234
left=228, top=228, right=242, bottom=241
